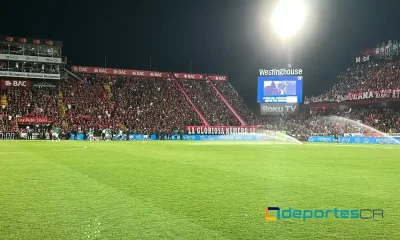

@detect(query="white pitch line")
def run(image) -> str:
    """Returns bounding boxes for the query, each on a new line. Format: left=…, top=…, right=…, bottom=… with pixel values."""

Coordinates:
left=0, top=146, right=87, bottom=154
left=189, top=142, right=302, bottom=146
left=53, top=146, right=87, bottom=152
left=309, top=144, right=400, bottom=149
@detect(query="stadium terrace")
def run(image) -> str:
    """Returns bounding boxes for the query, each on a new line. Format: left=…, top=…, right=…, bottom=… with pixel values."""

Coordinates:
left=1, top=36, right=400, bottom=142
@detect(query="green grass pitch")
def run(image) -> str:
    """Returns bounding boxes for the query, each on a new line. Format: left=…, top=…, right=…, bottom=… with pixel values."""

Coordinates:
left=0, top=141, right=399, bottom=239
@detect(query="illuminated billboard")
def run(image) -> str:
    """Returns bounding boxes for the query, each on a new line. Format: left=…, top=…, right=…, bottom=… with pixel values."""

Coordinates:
left=257, top=75, right=303, bottom=103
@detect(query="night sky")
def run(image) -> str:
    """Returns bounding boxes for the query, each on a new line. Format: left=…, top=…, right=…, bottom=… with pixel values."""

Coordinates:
left=1, top=0, right=400, bottom=110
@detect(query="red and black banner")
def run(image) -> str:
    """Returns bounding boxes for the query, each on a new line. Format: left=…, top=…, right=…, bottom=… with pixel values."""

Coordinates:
left=1, top=79, right=31, bottom=88
left=17, top=117, right=53, bottom=124
left=72, top=66, right=170, bottom=78
left=208, top=75, right=228, bottom=81
left=72, top=65, right=228, bottom=81
left=185, top=126, right=258, bottom=135
left=173, top=73, right=205, bottom=80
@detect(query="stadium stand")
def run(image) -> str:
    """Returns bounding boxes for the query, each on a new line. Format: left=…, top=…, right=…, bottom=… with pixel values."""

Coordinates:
left=60, top=74, right=203, bottom=134
left=111, top=76, right=203, bottom=134
left=177, top=78, right=242, bottom=126
left=1, top=35, right=400, bottom=140
left=0, top=87, right=61, bottom=132
left=213, top=80, right=258, bottom=125
left=305, top=60, right=400, bottom=103
left=61, top=76, right=111, bottom=133
left=2, top=66, right=400, bottom=138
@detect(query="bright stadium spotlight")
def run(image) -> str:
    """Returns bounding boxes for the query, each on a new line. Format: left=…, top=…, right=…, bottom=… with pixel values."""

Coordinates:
left=271, top=0, right=306, bottom=38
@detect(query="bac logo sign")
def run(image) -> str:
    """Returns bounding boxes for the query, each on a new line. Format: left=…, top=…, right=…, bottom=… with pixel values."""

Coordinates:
left=132, top=71, right=144, bottom=76
left=173, top=73, right=203, bottom=80
left=73, top=66, right=88, bottom=72
left=3, top=80, right=31, bottom=87
left=94, top=68, right=108, bottom=74
left=184, top=74, right=196, bottom=79
left=208, top=75, right=228, bottom=81
left=150, top=72, right=163, bottom=77
left=114, top=69, right=127, bottom=75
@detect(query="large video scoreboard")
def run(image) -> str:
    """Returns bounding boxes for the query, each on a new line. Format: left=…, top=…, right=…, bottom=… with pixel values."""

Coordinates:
left=257, top=75, right=303, bottom=103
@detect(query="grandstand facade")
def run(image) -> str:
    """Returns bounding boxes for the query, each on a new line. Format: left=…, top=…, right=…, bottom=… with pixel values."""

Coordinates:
left=0, top=36, right=258, bottom=139
left=1, top=36, right=400, bottom=140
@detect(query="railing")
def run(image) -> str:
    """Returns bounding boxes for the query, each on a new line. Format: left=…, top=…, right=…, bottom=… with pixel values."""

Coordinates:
left=206, top=74, right=246, bottom=126
left=63, top=65, right=84, bottom=82
left=169, top=72, right=209, bottom=126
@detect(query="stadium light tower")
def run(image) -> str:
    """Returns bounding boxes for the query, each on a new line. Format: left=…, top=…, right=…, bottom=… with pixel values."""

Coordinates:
left=271, top=0, right=306, bottom=67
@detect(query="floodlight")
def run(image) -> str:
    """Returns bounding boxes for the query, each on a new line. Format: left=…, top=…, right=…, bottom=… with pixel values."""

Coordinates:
left=271, top=0, right=306, bottom=38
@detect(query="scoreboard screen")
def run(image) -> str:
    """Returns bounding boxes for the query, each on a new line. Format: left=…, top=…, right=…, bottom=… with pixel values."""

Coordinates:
left=257, top=75, right=303, bottom=103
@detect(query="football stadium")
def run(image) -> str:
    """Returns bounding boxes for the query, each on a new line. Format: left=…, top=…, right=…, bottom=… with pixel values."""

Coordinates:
left=1, top=0, right=400, bottom=239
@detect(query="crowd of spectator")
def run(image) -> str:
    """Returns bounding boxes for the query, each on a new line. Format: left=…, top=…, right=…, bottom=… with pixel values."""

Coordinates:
left=1, top=88, right=29, bottom=132
left=2, top=56, right=400, bottom=138
left=0, top=44, right=61, bottom=57
left=112, top=76, right=202, bottom=133
left=305, top=59, right=400, bottom=103
left=178, top=79, right=241, bottom=126
left=207, top=73, right=400, bottom=136
left=2, top=77, right=399, bottom=137
left=61, top=75, right=112, bottom=133
left=0, top=61, right=59, bottom=74
left=60, top=74, right=203, bottom=134
left=250, top=104, right=400, bottom=138
left=346, top=105, right=400, bottom=133
left=0, top=106, right=6, bottom=132
left=0, top=87, right=61, bottom=132
left=213, top=81, right=258, bottom=125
